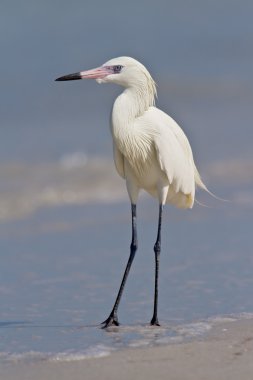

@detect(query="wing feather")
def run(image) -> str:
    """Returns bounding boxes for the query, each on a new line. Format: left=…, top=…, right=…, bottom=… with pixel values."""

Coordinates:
left=149, top=108, right=195, bottom=196
left=113, top=142, right=125, bottom=178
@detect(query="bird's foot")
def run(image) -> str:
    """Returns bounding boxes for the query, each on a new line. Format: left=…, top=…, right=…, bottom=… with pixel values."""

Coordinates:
left=101, top=313, right=119, bottom=329
left=150, top=316, right=160, bottom=326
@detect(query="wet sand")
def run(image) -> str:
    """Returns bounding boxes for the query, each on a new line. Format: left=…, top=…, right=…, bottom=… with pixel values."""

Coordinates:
left=1, top=318, right=253, bottom=380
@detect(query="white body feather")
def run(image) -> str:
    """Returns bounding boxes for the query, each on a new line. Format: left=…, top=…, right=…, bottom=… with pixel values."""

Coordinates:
left=105, top=57, right=205, bottom=208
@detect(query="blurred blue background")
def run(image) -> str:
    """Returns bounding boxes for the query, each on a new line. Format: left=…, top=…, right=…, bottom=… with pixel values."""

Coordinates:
left=1, top=0, right=252, bottom=163
left=1, top=0, right=253, bottom=357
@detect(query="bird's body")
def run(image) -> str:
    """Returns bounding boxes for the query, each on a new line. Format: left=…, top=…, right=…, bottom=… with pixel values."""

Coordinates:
left=104, top=57, right=206, bottom=209
left=112, top=105, right=200, bottom=208
left=56, top=56, right=208, bottom=327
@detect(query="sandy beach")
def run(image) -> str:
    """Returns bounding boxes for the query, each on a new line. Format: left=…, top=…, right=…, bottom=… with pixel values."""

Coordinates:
left=1, top=317, right=253, bottom=380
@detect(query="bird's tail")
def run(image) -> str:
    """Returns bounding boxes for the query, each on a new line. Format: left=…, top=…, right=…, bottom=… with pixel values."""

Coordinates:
left=194, top=166, right=227, bottom=202
left=194, top=167, right=208, bottom=192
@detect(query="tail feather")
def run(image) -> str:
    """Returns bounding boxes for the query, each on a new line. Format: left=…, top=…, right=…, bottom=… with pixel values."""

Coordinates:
left=195, top=199, right=211, bottom=208
left=194, top=167, right=228, bottom=202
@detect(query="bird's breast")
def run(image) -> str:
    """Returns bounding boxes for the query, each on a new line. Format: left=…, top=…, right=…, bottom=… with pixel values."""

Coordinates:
left=111, top=97, right=159, bottom=178
left=113, top=125, right=155, bottom=177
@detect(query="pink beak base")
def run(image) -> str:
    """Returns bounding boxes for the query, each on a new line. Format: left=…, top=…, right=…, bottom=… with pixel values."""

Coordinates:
left=55, top=66, right=111, bottom=81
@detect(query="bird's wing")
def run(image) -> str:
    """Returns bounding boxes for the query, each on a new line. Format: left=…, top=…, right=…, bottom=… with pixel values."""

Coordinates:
left=113, top=141, right=125, bottom=178
left=146, top=107, right=195, bottom=195
left=159, top=110, right=208, bottom=192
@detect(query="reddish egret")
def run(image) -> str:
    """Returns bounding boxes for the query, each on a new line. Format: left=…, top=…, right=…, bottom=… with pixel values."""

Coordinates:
left=56, top=57, right=208, bottom=327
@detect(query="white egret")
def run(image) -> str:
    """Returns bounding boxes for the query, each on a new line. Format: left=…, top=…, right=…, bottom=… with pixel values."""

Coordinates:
left=55, top=57, right=208, bottom=328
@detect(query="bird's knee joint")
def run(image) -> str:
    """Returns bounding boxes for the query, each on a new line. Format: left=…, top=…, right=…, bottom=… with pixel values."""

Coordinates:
left=130, top=242, right=138, bottom=252
left=154, top=241, right=161, bottom=255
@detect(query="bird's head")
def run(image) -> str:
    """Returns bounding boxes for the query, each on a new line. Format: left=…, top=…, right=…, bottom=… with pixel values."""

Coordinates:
left=55, top=56, right=156, bottom=96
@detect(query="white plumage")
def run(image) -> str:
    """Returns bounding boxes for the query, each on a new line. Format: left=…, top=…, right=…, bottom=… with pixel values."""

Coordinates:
left=56, top=56, right=208, bottom=327
left=102, top=57, right=206, bottom=208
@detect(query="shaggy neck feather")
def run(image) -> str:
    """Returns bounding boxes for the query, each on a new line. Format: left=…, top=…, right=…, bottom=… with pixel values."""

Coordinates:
left=111, top=81, right=156, bottom=174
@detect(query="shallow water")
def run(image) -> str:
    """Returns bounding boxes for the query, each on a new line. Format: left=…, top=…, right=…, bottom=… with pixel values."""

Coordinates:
left=1, top=188, right=253, bottom=362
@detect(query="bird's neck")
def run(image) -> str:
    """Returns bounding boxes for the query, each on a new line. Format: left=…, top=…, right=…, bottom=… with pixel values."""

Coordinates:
left=110, top=86, right=156, bottom=172
left=111, top=85, right=154, bottom=136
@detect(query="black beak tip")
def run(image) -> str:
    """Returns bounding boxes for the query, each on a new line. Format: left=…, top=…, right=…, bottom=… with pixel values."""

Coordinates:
left=55, top=72, right=82, bottom=82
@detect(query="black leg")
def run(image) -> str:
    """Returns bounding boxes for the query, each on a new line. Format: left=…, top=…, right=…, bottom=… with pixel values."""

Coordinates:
left=101, top=203, right=138, bottom=328
left=150, top=204, right=163, bottom=326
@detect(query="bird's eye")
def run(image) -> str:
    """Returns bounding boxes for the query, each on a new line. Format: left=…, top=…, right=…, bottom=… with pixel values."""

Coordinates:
left=113, top=65, right=123, bottom=73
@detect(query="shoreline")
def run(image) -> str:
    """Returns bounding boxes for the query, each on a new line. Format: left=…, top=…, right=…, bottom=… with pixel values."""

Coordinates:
left=1, top=317, right=253, bottom=380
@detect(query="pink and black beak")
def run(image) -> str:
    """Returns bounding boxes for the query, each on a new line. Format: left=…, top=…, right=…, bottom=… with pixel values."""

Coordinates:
left=55, top=66, right=113, bottom=81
